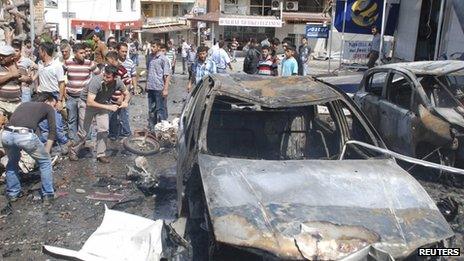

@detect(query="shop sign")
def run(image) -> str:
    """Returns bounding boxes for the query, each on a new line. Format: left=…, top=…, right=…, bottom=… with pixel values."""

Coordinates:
left=305, top=24, right=330, bottom=38
left=219, top=17, right=282, bottom=28
left=343, top=40, right=392, bottom=61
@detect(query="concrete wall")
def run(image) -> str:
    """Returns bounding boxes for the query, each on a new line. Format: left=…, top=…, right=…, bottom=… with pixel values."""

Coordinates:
left=44, top=0, right=141, bottom=39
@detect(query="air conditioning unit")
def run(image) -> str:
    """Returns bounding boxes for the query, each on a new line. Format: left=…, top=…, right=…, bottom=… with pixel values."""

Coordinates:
left=271, top=0, right=281, bottom=10
left=285, top=1, right=298, bottom=11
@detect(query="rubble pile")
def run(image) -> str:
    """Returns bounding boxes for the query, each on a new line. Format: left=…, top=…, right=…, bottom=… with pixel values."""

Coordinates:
left=154, top=118, right=179, bottom=148
left=126, top=156, right=159, bottom=195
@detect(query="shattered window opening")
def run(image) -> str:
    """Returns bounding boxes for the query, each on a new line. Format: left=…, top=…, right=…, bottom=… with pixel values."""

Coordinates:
left=205, top=96, right=380, bottom=160
left=386, top=72, right=413, bottom=110
left=366, top=71, right=388, bottom=96
left=420, top=75, right=462, bottom=109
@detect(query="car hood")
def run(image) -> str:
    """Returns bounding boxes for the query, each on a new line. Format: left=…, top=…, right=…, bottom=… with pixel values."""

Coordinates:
left=434, top=107, right=464, bottom=128
left=198, top=154, right=453, bottom=260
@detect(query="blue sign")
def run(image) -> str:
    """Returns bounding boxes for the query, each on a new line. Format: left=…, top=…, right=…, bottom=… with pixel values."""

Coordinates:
left=334, top=0, right=400, bottom=36
left=306, top=25, right=330, bottom=38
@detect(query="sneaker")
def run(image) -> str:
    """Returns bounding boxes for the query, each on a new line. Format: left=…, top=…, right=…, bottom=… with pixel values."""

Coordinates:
left=7, top=191, right=24, bottom=202
left=97, top=156, right=110, bottom=164
left=42, top=194, right=55, bottom=206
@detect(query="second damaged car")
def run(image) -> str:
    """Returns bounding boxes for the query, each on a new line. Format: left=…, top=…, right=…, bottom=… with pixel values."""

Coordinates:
left=176, top=74, right=453, bottom=260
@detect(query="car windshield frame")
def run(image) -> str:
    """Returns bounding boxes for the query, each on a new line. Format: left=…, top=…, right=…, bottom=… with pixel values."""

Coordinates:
left=201, top=93, right=384, bottom=161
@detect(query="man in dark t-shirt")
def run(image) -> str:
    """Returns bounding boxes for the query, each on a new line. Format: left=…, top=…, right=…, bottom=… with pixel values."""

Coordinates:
left=2, top=93, right=57, bottom=204
left=69, top=65, right=130, bottom=163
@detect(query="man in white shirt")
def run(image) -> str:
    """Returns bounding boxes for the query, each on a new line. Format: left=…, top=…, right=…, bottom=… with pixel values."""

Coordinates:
left=37, top=42, right=65, bottom=110
left=181, top=39, right=190, bottom=75
left=211, top=41, right=232, bottom=73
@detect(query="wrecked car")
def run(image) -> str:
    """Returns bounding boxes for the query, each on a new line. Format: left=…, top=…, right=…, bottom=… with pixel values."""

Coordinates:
left=354, top=60, right=464, bottom=172
left=176, top=74, right=454, bottom=260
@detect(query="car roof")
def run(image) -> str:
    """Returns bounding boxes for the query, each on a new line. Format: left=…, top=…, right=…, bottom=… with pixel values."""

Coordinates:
left=375, top=60, right=464, bottom=76
left=209, top=74, right=342, bottom=108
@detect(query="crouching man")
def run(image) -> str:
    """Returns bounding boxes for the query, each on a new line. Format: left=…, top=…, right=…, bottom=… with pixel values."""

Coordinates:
left=2, top=93, right=57, bottom=205
left=69, top=65, right=130, bottom=163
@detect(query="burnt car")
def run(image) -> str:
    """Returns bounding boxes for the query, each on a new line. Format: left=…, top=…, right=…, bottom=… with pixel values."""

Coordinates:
left=176, top=74, right=453, bottom=260
left=353, top=61, right=464, bottom=171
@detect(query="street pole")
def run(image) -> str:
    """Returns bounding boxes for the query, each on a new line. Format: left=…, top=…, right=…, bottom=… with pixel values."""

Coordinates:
left=379, top=0, right=388, bottom=65
left=29, top=0, right=35, bottom=40
left=434, top=0, right=445, bottom=60
left=197, top=23, right=201, bottom=47
left=66, top=0, right=70, bottom=39
left=339, top=0, right=347, bottom=71
left=328, top=0, right=336, bottom=74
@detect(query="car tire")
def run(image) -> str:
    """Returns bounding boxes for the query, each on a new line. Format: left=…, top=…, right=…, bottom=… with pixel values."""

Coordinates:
left=413, top=145, right=455, bottom=182
left=122, top=136, right=161, bottom=156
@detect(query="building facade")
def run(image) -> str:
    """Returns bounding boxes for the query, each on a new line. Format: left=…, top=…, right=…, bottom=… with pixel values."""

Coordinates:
left=189, top=0, right=330, bottom=48
left=44, top=0, right=142, bottom=41
left=139, top=0, right=196, bottom=45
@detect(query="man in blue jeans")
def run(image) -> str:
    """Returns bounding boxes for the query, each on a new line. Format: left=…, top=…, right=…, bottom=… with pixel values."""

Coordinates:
left=2, top=93, right=57, bottom=205
left=146, top=41, right=171, bottom=129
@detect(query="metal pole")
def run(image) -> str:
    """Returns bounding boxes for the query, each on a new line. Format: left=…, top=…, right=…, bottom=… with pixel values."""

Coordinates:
left=339, top=0, right=347, bottom=70
left=66, top=0, right=70, bottom=39
left=197, top=23, right=201, bottom=47
left=434, top=0, right=445, bottom=60
left=379, top=0, right=388, bottom=65
left=29, top=0, right=35, bottom=40
left=328, top=0, right=336, bottom=73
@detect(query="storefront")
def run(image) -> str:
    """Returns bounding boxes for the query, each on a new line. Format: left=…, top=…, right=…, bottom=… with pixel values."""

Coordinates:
left=70, top=19, right=142, bottom=41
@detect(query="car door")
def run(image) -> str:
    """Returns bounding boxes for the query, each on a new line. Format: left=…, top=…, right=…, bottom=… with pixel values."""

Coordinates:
left=378, top=71, right=418, bottom=156
left=354, top=70, right=389, bottom=129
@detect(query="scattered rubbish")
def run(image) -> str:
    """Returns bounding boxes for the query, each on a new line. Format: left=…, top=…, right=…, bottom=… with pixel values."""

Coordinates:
left=154, top=118, right=179, bottom=147
left=55, top=191, right=69, bottom=198
left=86, top=192, right=125, bottom=202
left=75, top=188, right=86, bottom=194
left=59, top=212, right=72, bottom=221
left=437, top=196, right=459, bottom=222
left=127, top=159, right=159, bottom=196
left=93, top=176, right=122, bottom=188
left=109, top=196, right=144, bottom=210
left=0, top=202, right=13, bottom=219
left=43, top=206, right=164, bottom=261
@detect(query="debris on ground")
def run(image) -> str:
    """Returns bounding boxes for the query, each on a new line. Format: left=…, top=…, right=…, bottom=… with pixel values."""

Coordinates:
left=75, top=188, right=86, bottom=194
left=154, top=118, right=179, bottom=147
left=85, top=192, right=125, bottom=202
left=126, top=156, right=159, bottom=195
left=437, top=196, right=460, bottom=221
left=43, top=206, right=164, bottom=261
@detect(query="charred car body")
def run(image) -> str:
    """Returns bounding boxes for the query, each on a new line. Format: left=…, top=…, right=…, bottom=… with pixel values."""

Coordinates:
left=354, top=61, right=464, bottom=171
left=176, top=74, right=453, bottom=260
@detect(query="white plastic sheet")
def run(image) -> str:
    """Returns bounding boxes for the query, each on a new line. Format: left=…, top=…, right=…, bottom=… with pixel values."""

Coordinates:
left=43, top=206, right=164, bottom=261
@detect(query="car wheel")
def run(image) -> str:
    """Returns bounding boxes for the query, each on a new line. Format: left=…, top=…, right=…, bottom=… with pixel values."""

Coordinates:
left=413, top=145, right=455, bottom=182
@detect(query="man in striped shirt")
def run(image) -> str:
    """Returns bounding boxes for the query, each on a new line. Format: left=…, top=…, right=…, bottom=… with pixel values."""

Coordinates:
left=0, top=45, right=26, bottom=119
left=165, top=40, right=176, bottom=74
left=64, top=43, right=100, bottom=142
left=257, top=46, right=277, bottom=76
left=114, top=42, right=135, bottom=139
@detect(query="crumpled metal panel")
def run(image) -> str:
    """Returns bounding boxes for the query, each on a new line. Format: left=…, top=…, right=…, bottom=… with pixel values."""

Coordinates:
left=210, top=74, right=341, bottom=108
left=198, top=154, right=453, bottom=260
left=378, top=60, right=464, bottom=76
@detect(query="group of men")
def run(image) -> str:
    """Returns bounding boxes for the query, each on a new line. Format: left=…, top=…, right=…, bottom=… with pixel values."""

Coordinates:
left=0, top=32, right=140, bottom=204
